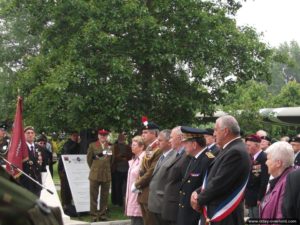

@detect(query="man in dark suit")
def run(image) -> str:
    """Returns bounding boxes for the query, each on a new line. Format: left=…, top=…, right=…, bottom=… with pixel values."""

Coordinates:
left=148, top=129, right=176, bottom=225
left=204, top=128, right=220, bottom=156
left=191, top=115, right=251, bottom=225
left=20, top=126, right=46, bottom=197
left=244, top=134, right=269, bottom=218
left=282, top=169, right=300, bottom=223
left=290, top=136, right=300, bottom=167
left=161, top=126, right=190, bottom=225
left=177, top=126, right=214, bottom=225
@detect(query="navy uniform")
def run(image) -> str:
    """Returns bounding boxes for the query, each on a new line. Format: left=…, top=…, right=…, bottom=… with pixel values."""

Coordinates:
left=290, top=136, right=300, bottom=167
left=244, top=134, right=269, bottom=218
left=177, top=126, right=214, bottom=225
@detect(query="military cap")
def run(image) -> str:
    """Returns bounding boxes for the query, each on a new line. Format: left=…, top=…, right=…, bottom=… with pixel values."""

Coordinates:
left=24, top=126, right=35, bottom=132
left=36, top=134, right=47, bottom=142
left=245, top=134, right=261, bottom=143
left=98, top=129, right=109, bottom=135
left=0, top=122, right=8, bottom=131
left=142, top=121, right=160, bottom=130
left=290, top=136, right=300, bottom=143
left=260, top=135, right=271, bottom=142
left=204, top=128, right=214, bottom=136
left=181, top=126, right=207, bottom=142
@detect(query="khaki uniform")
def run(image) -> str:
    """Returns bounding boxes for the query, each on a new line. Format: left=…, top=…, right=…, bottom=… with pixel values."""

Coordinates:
left=87, top=141, right=112, bottom=221
left=135, top=142, right=162, bottom=225
left=0, top=167, right=63, bottom=225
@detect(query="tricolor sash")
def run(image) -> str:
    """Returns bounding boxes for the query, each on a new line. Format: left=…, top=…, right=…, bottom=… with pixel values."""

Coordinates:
left=201, top=171, right=249, bottom=225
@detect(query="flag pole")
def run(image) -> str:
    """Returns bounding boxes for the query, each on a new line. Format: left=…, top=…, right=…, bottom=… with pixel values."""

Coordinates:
left=1, top=155, right=54, bottom=195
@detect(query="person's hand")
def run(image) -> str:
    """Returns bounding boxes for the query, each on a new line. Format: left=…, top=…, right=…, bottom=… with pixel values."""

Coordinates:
left=190, top=191, right=201, bottom=212
left=131, top=183, right=140, bottom=193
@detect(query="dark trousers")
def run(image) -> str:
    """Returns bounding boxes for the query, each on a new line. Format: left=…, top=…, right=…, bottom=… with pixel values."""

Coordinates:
left=111, top=170, right=128, bottom=206
left=58, top=171, right=72, bottom=207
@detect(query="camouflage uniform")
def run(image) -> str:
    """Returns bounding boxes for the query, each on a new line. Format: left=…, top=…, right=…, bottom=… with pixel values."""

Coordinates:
left=0, top=167, right=63, bottom=225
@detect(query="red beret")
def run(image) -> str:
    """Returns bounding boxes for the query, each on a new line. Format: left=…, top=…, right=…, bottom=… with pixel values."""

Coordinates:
left=246, top=134, right=261, bottom=143
left=98, top=129, right=109, bottom=135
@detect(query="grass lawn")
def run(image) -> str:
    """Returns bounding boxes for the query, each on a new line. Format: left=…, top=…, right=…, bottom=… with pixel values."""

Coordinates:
left=52, top=162, right=128, bottom=222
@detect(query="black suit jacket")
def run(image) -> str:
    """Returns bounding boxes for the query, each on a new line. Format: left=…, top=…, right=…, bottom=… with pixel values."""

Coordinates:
left=177, top=148, right=214, bottom=225
left=198, top=138, right=251, bottom=225
left=20, top=144, right=44, bottom=197
left=161, top=151, right=190, bottom=222
left=282, top=169, right=300, bottom=223
left=294, top=153, right=300, bottom=167
left=245, top=151, right=269, bottom=207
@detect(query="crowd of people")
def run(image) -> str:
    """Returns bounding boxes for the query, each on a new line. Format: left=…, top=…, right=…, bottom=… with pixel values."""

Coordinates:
left=1, top=115, right=300, bottom=225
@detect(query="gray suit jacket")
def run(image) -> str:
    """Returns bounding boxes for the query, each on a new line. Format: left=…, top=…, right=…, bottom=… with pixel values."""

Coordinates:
left=148, top=149, right=176, bottom=213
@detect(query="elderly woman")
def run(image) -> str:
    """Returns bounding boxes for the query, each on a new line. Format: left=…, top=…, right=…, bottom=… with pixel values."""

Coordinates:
left=260, top=141, right=295, bottom=220
left=125, top=136, right=145, bottom=225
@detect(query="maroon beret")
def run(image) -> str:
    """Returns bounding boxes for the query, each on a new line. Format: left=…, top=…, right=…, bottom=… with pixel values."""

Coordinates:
left=246, top=134, right=261, bottom=143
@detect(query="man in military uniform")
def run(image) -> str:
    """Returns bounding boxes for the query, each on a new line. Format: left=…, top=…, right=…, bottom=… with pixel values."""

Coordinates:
left=19, top=126, right=45, bottom=197
left=177, top=126, right=214, bottom=225
left=0, top=122, right=10, bottom=165
left=244, top=134, right=269, bottom=219
left=0, top=166, right=63, bottom=225
left=87, top=129, right=112, bottom=222
left=131, top=121, right=162, bottom=225
left=290, top=136, right=300, bottom=167
left=204, top=128, right=220, bottom=156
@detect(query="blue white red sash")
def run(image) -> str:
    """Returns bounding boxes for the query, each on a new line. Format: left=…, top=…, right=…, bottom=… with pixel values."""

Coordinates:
left=201, top=171, right=249, bottom=224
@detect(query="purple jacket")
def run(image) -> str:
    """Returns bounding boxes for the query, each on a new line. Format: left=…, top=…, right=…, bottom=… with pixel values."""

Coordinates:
left=260, top=167, right=294, bottom=223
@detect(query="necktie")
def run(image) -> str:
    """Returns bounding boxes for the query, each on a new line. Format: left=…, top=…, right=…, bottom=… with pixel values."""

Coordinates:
left=156, top=154, right=165, bottom=169
left=30, top=145, right=35, bottom=157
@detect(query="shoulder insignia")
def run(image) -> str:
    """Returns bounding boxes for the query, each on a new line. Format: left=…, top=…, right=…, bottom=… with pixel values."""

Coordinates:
left=206, top=152, right=215, bottom=159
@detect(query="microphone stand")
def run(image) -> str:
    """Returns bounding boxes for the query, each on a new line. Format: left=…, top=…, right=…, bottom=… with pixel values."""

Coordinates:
left=0, top=155, right=54, bottom=195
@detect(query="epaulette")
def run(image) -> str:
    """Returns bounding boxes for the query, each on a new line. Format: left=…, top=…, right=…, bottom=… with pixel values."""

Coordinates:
left=206, top=152, right=215, bottom=159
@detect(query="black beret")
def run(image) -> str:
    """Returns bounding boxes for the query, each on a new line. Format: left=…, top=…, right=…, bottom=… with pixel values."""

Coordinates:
left=261, top=135, right=271, bottom=142
left=142, top=121, right=160, bottom=130
left=0, top=122, right=8, bottom=131
left=36, top=134, right=47, bottom=142
left=290, top=136, right=300, bottom=143
left=204, top=128, right=214, bottom=136
left=181, top=126, right=207, bottom=141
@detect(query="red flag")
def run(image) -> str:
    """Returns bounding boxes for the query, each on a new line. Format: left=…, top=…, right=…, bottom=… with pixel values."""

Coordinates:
left=6, top=96, right=28, bottom=178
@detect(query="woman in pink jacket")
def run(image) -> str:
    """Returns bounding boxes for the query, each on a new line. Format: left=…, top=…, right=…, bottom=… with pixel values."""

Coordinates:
left=260, top=141, right=295, bottom=223
left=125, top=136, right=145, bottom=225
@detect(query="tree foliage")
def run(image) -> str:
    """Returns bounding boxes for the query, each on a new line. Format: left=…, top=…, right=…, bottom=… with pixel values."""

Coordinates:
left=0, top=0, right=272, bottom=131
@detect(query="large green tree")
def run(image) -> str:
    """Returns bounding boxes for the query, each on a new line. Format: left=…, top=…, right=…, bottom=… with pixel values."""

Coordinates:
left=269, top=41, right=300, bottom=93
left=0, top=0, right=272, bottom=131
